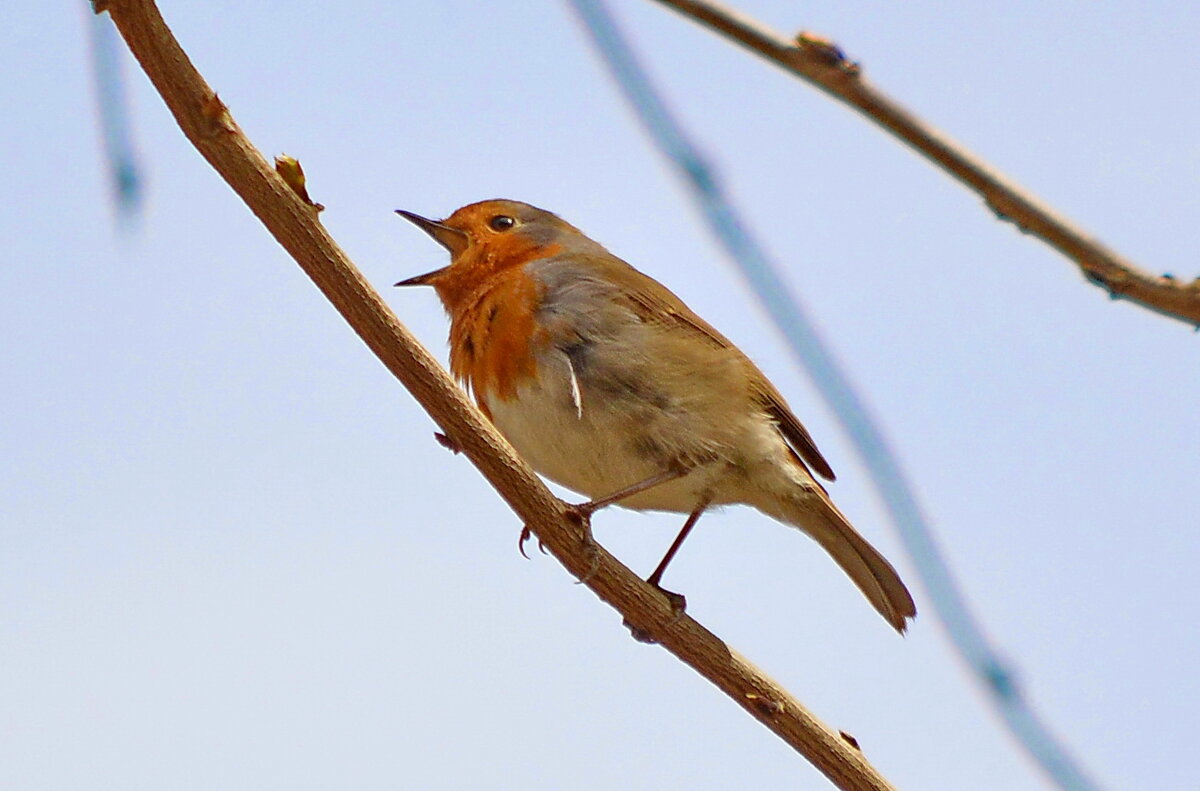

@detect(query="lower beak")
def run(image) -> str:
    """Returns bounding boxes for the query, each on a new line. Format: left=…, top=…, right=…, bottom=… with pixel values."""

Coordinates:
left=394, top=267, right=448, bottom=287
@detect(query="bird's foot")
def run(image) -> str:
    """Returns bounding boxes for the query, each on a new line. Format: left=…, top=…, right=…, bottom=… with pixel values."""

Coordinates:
left=655, top=585, right=687, bottom=616
left=564, top=500, right=598, bottom=524
left=517, top=525, right=548, bottom=559
left=623, top=582, right=688, bottom=644
left=646, top=568, right=688, bottom=617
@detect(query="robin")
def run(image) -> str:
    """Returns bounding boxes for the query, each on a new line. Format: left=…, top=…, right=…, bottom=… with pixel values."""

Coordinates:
left=395, top=199, right=916, bottom=633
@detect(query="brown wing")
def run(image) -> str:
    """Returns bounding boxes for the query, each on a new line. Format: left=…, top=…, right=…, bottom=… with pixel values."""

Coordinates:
left=598, top=255, right=837, bottom=482
left=754, top=379, right=836, bottom=481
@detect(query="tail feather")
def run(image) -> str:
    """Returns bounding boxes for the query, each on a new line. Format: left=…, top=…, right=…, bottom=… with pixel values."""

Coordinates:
left=770, top=493, right=916, bottom=633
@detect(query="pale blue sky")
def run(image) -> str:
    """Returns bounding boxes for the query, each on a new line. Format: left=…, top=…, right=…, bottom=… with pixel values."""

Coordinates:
left=3, top=2, right=1198, bottom=789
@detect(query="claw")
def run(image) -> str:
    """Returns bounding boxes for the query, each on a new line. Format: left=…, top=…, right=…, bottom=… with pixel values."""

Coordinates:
left=621, top=583, right=689, bottom=644
left=656, top=586, right=688, bottom=623
left=518, top=525, right=547, bottom=559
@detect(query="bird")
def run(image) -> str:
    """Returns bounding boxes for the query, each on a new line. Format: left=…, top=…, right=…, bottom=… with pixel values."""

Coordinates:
left=395, top=199, right=916, bottom=633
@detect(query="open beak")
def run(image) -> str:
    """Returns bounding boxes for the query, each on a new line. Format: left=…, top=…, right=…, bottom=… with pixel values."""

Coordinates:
left=394, top=210, right=469, bottom=287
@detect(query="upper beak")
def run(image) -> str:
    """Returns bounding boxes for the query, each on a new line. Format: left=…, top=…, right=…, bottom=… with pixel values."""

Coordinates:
left=396, top=210, right=469, bottom=256
left=394, top=210, right=469, bottom=287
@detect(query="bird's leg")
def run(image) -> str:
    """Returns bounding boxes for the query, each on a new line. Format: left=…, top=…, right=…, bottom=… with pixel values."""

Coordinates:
left=623, top=498, right=711, bottom=644
left=519, top=466, right=689, bottom=563
left=568, top=464, right=710, bottom=604
left=570, top=465, right=691, bottom=519
left=645, top=499, right=710, bottom=614
left=556, top=465, right=693, bottom=584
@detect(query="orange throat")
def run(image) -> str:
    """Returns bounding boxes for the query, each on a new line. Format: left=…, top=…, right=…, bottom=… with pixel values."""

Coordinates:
left=444, top=266, right=547, bottom=418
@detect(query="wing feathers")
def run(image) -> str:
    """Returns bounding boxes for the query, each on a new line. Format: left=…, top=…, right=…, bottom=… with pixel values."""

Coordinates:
left=532, top=252, right=837, bottom=482
left=605, top=259, right=837, bottom=481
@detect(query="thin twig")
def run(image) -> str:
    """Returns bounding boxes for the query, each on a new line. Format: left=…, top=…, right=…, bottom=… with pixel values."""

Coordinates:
left=95, top=1, right=900, bottom=788
left=649, top=0, right=1200, bottom=327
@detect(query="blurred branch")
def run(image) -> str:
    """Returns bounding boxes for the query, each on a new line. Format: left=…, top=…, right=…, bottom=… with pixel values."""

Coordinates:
left=86, top=7, right=144, bottom=224
left=649, top=0, right=1200, bottom=327
left=94, top=1, right=899, bottom=788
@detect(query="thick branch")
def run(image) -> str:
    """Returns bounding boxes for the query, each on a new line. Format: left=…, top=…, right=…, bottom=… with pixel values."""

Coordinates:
left=96, top=1, right=898, bottom=788
left=650, top=0, right=1200, bottom=326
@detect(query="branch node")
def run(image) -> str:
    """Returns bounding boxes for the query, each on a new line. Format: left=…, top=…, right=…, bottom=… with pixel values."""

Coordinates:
left=984, top=198, right=1032, bottom=234
left=432, top=431, right=462, bottom=454
left=1084, top=266, right=1130, bottom=300
left=839, top=730, right=862, bottom=751
left=573, top=536, right=603, bottom=585
left=746, top=691, right=785, bottom=717
left=624, top=619, right=659, bottom=644
left=274, top=154, right=324, bottom=212
left=795, top=31, right=861, bottom=77
left=983, top=197, right=1009, bottom=221
left=200, top=92, right=235, bottom=135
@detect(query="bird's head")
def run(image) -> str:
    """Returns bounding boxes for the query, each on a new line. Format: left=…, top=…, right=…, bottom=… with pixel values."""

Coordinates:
left=395, top=199, right=593, bottom=309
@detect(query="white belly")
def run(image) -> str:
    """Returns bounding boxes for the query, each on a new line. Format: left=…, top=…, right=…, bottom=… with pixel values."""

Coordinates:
left=484, top=355, right=801, bottom=514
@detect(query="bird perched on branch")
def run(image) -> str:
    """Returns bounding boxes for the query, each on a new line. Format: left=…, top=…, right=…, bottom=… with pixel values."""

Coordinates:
left=396, top=199, right=915, bottom=633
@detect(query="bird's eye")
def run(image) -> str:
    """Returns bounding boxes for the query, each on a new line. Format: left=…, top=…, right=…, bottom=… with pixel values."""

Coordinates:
left=488, top=215, right=516, bottom=232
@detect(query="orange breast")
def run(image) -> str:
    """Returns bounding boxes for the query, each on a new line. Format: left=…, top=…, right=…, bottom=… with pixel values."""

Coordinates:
left=447, top=266, right=547, bottom=418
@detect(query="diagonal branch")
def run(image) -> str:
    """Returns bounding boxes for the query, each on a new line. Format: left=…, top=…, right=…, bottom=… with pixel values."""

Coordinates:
left=94, top=1, right=899, bottom=788
left=650, top=0, right=1200, bottom=327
